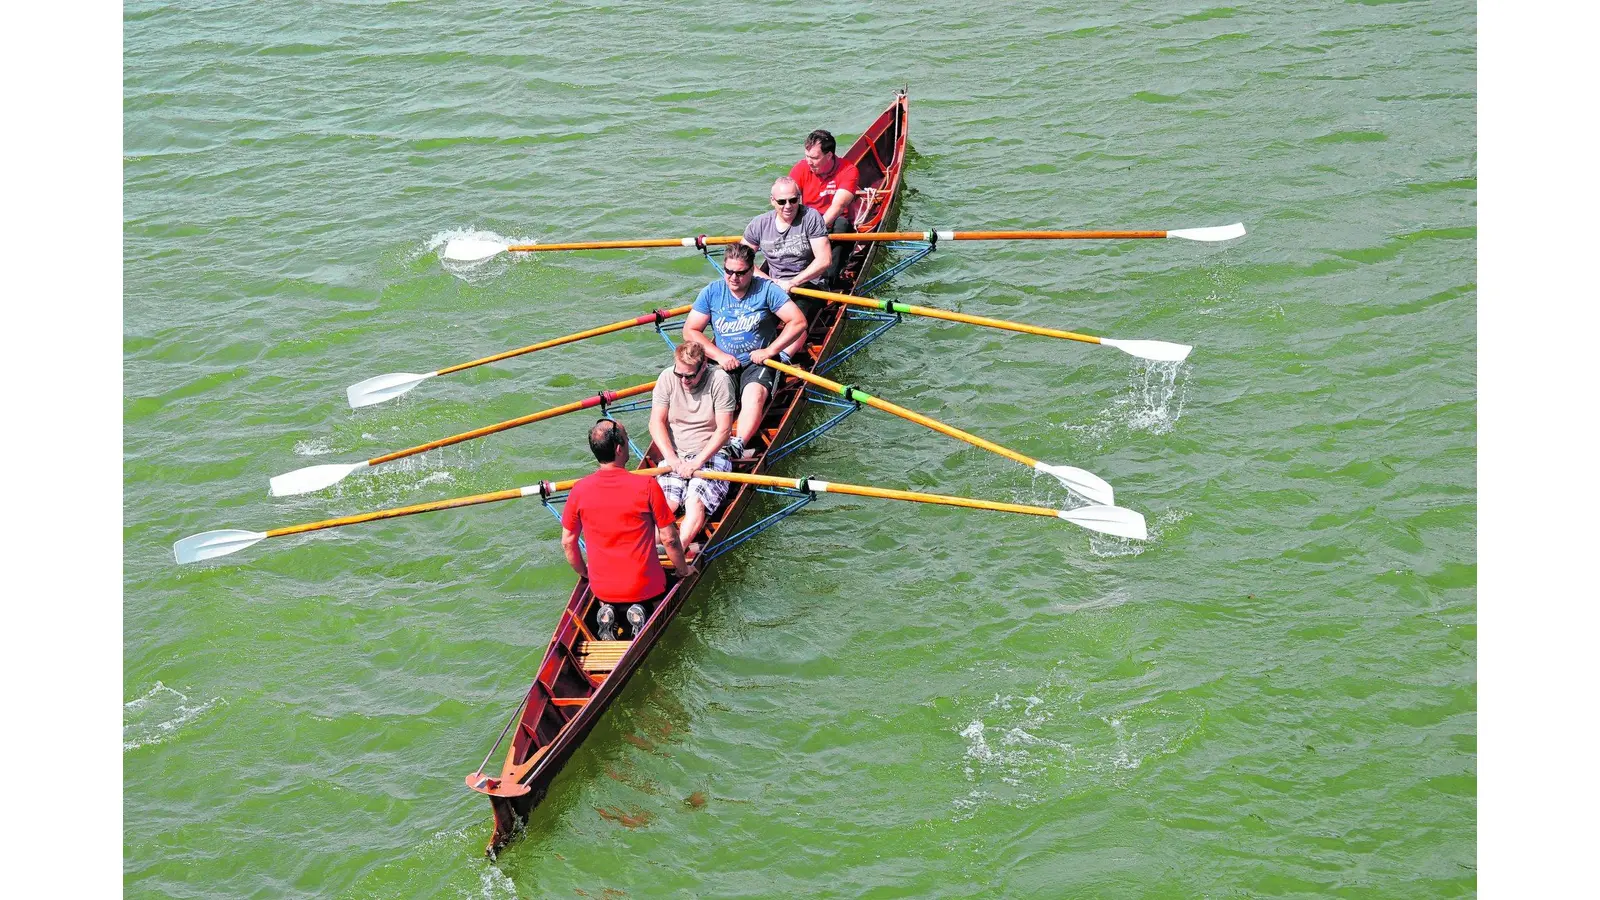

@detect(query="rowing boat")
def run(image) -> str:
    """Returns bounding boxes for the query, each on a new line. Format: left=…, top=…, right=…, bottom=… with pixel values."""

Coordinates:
left=466, top=91, right=911, bottom=855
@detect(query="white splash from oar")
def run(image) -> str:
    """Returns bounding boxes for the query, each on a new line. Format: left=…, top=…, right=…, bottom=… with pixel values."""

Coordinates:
left=347, top=371, right=436, bottom=409
left=1099, top=338, right=1193, bottom=363
left=1033, top=463, right=1115, bottom=506
left=1167, top=223, right=1246, bottom=242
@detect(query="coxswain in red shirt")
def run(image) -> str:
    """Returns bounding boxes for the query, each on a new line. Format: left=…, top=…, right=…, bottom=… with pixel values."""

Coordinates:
left=788, top=129, right=860, bottom=287
left=561, top=419, right=692, bottom=639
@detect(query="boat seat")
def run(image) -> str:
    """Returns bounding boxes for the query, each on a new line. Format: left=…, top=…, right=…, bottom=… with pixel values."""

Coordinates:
left=577, top=640, right=632, bottom=674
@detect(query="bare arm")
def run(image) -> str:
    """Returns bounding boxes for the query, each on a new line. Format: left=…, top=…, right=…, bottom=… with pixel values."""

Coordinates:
left=561, top=526, right=587, bottom=580
left=778, top=234, right=832, bottom=289
left=824, top=188, right=855, bottom=229
left=683, top=309, right=739, bottom=371
left=749, top=301, right=809, bottom=366
left=659, top=522, right=691, bottom=575
left=687, top=407, right=735, bottom=470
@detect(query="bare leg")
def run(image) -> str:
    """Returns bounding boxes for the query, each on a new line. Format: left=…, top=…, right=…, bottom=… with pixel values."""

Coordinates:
left=735, top=382, right=769, bottom=444
left=679, top=493, right=708, bottom=545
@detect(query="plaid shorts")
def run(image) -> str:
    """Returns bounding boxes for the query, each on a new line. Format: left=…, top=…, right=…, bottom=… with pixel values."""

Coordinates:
left=657, top=452, right=733, bottom=514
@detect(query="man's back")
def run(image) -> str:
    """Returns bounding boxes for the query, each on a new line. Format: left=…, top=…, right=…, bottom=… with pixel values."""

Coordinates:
left=561, top=467, right=671, bottom=602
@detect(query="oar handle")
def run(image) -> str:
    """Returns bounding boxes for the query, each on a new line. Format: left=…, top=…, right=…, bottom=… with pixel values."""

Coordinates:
left=265, top=467, right=671, bottom=539
left=694, top=470, right=1060, bottom=518
left=830, top=230, right=1168, bottom=242
left=435, top=306, right=692, bottom=377
left=790, top=288, right=1102, bottom=346
left=763, top=359, right=1037, bottom=468
left=505, top=237, right=742, bottom=252
left=366, top=382, right=656, bottom=466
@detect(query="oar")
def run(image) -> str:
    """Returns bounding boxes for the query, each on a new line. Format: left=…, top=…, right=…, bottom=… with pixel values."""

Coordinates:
left=764, top=360, right=1115, bottom=505
left=346, top=306, right=690, bottom=408
left=695, top=470, right=1147, bottom=541
left=444, top=236, right=744, bottom=262
left=790, top=287, right=1192, bottom=363
left=830, top=224, right=1246, bottom=244
left=175, top=467, right=671, bottom=564
left=271, top=382, right=656, bottom=497
left=441, top=223, right=1245, bottom=262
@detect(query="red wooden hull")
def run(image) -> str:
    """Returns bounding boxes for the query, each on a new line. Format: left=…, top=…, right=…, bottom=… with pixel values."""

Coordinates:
left=474, top=92, right=910, bottom=856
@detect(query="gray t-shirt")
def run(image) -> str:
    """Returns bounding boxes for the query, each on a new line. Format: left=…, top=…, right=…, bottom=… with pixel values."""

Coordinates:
left=652, top=365, right=736, bottom=458
left=743, top=207, right=828, bottom=282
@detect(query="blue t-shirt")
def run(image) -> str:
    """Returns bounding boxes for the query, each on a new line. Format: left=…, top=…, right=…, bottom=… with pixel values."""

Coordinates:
left=690, top=278, right=794, bottom=366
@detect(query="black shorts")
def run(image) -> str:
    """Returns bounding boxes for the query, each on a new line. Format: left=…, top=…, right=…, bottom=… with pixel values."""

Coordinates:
left=733, top=361, right=779, bottom=396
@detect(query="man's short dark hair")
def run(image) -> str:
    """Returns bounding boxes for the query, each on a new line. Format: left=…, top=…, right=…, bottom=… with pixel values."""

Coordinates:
left=804, top=129, right=836, bottom=155
left=723, top=242, right=755, bottom=267
left=588, top=419, right=626, bottom=462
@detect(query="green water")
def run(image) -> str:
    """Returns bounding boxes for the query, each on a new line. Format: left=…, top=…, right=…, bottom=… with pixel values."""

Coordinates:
left=124, top=1, right=1475, bottom=896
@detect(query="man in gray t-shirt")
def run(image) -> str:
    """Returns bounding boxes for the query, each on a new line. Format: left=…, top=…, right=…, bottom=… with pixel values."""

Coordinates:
left=743, top=175, right=831, bottom=362
left=648, top=340, right=737, bottom=545
left=743, top=175, right=832, bottom=292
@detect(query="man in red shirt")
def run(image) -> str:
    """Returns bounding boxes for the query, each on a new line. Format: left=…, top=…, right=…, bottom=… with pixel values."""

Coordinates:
left=561, top=419, right=691, bottom=639
left=789, top=129, right=860, bottom=288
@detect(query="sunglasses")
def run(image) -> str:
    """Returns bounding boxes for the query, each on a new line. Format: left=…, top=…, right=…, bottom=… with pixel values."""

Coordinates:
left=724, top=266, right=752, bottom=276
left=674, top=364, right=705, bottom=380
left=773, top=196, right=801, bottom=206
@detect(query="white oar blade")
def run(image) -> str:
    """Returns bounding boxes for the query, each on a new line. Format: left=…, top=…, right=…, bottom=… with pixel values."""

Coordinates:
left=1058, top=505, right=1148, bottom=541
left=1035, top=462, right=1115, bottom=506
left=442, top=238, right=510, bottom=262
left=1100, top=338, right=1193, bottom=363
left=1167, top=222, right=1246, bottom=242
left=269, top=462, right=367, bottom=497
left=346, top=371, right=435, bottom=408
left=174, top=529, right=268, bottom=564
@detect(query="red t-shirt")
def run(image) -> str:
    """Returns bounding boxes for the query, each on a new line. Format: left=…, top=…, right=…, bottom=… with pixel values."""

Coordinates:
left=561, top=467, right=675, bottom=602
left=789, top=157, right=860, bottom=220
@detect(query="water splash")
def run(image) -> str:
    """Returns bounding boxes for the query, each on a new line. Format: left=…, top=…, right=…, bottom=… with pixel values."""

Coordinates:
left=292, top=437, right=333, bottom=457
left=1063, top=359, right=1191, bottom=445
left=423, top=228, right=537, bottom=285
left=124, top=682, right=224, bottom=751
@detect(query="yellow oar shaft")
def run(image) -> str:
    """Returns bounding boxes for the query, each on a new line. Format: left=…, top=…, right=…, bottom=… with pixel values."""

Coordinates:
left=764, top=360, right=1036, bottom=468
left=790, top=287, right=1102, bottom=346
left=366, top=381, right=656, bottom=466
left=435, top=306, right=691, bottom=376
left=266, top=468, right=669, bottom=539
left=506, top=237, right=743, bottom=252
left=694, top=470, right=1059, bottom=519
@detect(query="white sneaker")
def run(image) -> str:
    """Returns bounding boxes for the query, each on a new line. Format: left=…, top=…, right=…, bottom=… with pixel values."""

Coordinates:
left=722, top=435, right=744, bottom=459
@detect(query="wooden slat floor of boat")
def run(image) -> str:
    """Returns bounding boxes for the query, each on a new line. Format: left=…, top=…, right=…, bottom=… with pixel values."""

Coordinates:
left=577, top=640, right=632, bottom=674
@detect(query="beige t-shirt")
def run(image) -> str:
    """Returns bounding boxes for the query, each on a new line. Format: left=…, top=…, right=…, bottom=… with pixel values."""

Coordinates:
left=652, top=365, right=736, bottom=458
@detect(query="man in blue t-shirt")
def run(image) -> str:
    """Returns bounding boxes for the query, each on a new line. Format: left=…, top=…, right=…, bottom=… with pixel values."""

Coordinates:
left=682, top=242, right=809, bottom=459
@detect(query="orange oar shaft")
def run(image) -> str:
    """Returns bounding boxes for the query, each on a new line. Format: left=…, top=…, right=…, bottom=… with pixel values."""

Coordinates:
left=693, top=470, right=1059, bottom=519
left=502, top=229, right=1173, bottom=253
left=266, top=468, right=669, bottom=539
left=790, top=287, right=1103, bottom=347
left=366, top=382, right=656, bottom=466
left=763, top=360, right=1036, bottom=468
left=435, top=306, right=691, bottom=376
left=830, top=230, right=1168, bottom=242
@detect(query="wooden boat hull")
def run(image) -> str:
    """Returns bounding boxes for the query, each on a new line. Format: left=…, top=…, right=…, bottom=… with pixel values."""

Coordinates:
left=475, top=92, right=910, bottom=855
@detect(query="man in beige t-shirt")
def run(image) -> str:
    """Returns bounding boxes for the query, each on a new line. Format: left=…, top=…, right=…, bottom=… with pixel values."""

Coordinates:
left=648, top=341, right=737, bottom=545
